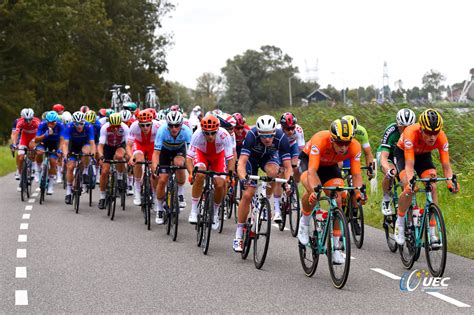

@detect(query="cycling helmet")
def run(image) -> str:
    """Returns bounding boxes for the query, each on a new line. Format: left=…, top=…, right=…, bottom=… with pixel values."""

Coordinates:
left=396, top=108, right=416, bottom=126
left=106, top=108, right=115, bottom=118
left=341, top=115, right=358, bottom=135
left=143, top=108, right=157, bottom=119
left=193, top=105, right=201, bottom=111
left=45, top=111, right=59, bottom=123
left=123, top=102, right=138, bottom=111
left=212, top=109, right=223, bottom=116
left=169, top=104, right=183, bottom=113
left=120, top=109, right=132, bottom=123
left=217, top=113, right=236, bottom=129
left=137, top=110, right=154, bottom=123
left=72, top=111, right=86, bottom=123
left=256, top=115, right=277, bottom=133
left=419, top=108, right=443, bottom=132
left=166, top=110, right=184, bottom=125
left=23, top=108, right=34, bottom=120
left=280, top=112, right=297, bottom=128
left=109, top=113, right=122, bottom=126
left=98, top=108, right=107, bottom=118
left=62, top=111, right=73, bottom=124
left=85, top=110, right=96, bottom=123
left=52, top=104, right=65, bottom=113
left=80, top=105, right=90, bottom=113
left=232, top=113, right=246, bottom=126
left=20, top=108, right=28, bottom=118
left=201, top=115, right=220, bottom=131
left=157, top=109, right=166, bottom=121
left=330, top=118, right=353, bottom=142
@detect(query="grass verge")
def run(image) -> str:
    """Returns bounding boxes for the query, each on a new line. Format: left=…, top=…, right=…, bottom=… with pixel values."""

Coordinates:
left=0, top=146, right=16, bottom=177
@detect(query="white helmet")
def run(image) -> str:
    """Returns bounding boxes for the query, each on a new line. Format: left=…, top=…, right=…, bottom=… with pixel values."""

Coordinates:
left=157, top=109, right=166, bottom=121
left=396, top=108, right=416, bottom=126
left=23, top=108, right=34, bottom=120
left=256, top=115, right=277, bottom=133
left=72, top=111, right=85, bottom=123
left=62, top=111, right=72, bottom=124
left=20, top=108, right=28, bottom=118
left=166, top=110, right=183, bottom=125
left=120, top=109, right=132, bottom=123
left=212, top=109, right=223, bottom=116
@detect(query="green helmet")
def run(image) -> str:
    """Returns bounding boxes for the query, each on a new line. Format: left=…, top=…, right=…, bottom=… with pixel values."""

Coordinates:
left=106, top=109, right=115, bottom=118
left=123, top=102, right=137, bottom=111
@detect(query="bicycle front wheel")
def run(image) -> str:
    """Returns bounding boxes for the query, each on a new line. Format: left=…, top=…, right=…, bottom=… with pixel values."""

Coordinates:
left=424, top=203, right=447, bottom=277
left=278, top=198, right=287, bottom=231
left=253, top=198, right=272, bottom=269
left=399, top=207, right=416, bottom=270
left=298, top=214, right=319, bottom=277
left=327, top=207, right=351, bottom=289
left=289, top=182, right=300, bottom=237
left=241, top=219, right=252, bottom=260
left=201, top=190, right=213, bottom=255
left=170, top=179, right=180, bottom=242
left=73, top=167, right=82, bottom=214
left=20, top=162, right=28, bottom=202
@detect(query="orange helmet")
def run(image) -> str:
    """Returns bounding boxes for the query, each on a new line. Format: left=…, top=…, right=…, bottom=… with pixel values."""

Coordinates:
left=201, top=114, right=220, bottom=131
left=143, top=108, right=157, bottom=119
left=137, top=110, right=154, bottom=123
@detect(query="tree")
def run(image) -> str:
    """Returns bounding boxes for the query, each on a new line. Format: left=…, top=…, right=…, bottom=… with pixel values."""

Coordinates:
left=195, top=72, right=222, bottom=108
left=219, top=66, right=252, bottom=113
left=422, top=69, right=446, bottom=100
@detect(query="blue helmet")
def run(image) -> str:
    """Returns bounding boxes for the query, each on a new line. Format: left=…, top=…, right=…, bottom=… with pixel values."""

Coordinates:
left=45, top=111, right=59, bottom=123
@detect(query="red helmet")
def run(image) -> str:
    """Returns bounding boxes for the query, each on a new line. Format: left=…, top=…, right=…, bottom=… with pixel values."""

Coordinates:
left=98, top=108, right=107, bottom=118
left=200, top=115, right=220, bottom=131
left=52, top=104, right=65, bottom=113
left=80, top=105, right=90, bottom=113
left=170, top=104, right=182, bottom=113
left=137, top=110, right=154, bottom=123
left=280, top=112, right=297, bottom=128
left=232, top=113, right=246, bottom=126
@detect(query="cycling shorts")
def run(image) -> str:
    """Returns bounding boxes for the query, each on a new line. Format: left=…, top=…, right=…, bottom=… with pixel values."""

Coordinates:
left=133, top=141, right=154, bottom=160
left=158, top=146, right=187, bottom=174
left=394, top=147, right=435, bottom=177
left=193, top=148, right=227, bottom=175
left=104, top=143, right=125, bottom=160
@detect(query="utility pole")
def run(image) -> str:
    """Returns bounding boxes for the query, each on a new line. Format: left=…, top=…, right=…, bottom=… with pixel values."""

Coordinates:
left=288, top=77, right=293, bottom=106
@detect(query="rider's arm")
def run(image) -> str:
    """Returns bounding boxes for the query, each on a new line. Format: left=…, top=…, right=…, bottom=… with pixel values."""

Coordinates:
left=379, top=150, right=391, bottom=173
left=237, top=154, right=249, bottom=180
left=307, top=148, right=321, bottom=191
left=282, top=159, right=292, bottom=180
left=11, top=130, right=19, bottom=146
left=126, top=140, right=134, bottom=159
left=89, top=140, right=96, bottom=155
left=152, top=149, right=161, bottom=174
left=437, top=132, right=454, bottom=187
left=363, top=146, right=374, bottom=167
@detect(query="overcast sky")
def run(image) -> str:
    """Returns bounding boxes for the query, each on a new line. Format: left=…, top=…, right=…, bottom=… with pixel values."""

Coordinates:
left=161, top=0, right=472, bottom=91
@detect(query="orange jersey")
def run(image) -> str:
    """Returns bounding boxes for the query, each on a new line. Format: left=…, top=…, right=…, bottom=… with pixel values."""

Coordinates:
left=303, top=130, right=362, bottom=175
left=397, top=123, right=449, bottom=164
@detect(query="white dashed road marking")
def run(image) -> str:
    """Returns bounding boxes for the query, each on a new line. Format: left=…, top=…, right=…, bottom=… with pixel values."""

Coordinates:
left=20, top=223, right=28, bottom=230
left=16, top=249, right=27, bottom=258
left=371, top=268, right=401, bottom=280
left=18, top=235, right=27, bottom=242
left=25, top=205, right=33, bottom=211
left=22, top=214, right=30, bottom=220
left=31, top=193, right=38, bottom=197
left=28, top=199, right=35, bottom=203
left=16, top=267, right=27, bottom=279
left=15, top=290, right=28, bottom=306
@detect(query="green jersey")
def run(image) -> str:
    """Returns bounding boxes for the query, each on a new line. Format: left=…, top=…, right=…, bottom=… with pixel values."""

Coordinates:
left=354, top=124, right=370, bottom=148
left=376, top=122, right=400, bottom=154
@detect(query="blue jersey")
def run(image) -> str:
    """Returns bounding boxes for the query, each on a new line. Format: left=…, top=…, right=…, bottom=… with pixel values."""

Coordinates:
left=154, top=124, right=192, bottom=151
left=241, top=127, right=291, bottom=161
left=36, top=121, right=65, bottom=143
left=62, top=122, right=94, bottom=145
left=92, top=120, right=101, bottom=143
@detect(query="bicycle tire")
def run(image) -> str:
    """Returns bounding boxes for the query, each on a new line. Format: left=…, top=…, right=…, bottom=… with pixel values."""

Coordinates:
left=144, top=175, right=151, bottom=230
left=196, top=198, right=204, bottom=247
left=289, top=181, right=300, bottom=237
left=218, top=200, right=225, bottom=234
left=383, top=214, right=398, bottom=253
left=20, top=161, right=28, bottom=202
left=202, top=190, right=214, bottom=255
left=327, top=207, right=351, bottom=289
left=399, top=207, right=416, bottom=270
left=278, top=198, right=287, bottom=231
left=241, top=219, right=252, bottom=260
left=110, top=185, right=117, bottom=221
left=165, top=184, right=172, bottom=235
left=39, top=163, right=48, bottom=205
left=171, top=177, right=179, bottom=241
left=349, top=202, right=364, bottom=249
left=106, top=173, right=114, bottom=217
left=120, top=179, right=126, bottom=211
left=88, top=165, right=94, bottom=207
left=73, top=166, right=82, bottom=214
left=62, top=163, right=67, bottom=190
left=424, top=203, right=447, bottom=277
left=226, top=187, right=234, bottom=220
left=253, top=197, right=272, bottom=269
left=298, top=214, right=319, bottom=277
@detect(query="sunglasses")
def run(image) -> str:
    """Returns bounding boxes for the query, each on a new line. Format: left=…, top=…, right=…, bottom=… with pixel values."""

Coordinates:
left=235, top=126, right=244, bottom=130
left=74, top=122, right=85, bottom=127
left=168, top=123, right=182, bottom=129
left=203, top=131, right=217, bottom=136
left=284, top=126, right=296, bottom=131
left=259, top=133, right=275, bottom=139
left=334, top=140, right=351, bottom=146
left=422, top=129, right=440, bottom=136
left=139, top=123, right=152, bottom=128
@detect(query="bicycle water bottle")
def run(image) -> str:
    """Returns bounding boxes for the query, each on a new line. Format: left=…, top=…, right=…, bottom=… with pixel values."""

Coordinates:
left=315, top=209, right=328, bottom=232
left=412, top=206, right=423, bottom=227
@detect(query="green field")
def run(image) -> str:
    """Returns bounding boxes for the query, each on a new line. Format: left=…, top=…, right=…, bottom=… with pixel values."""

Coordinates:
left=0, top=146, right=16, bottom=177
left=249, top=103, right=474, bottom=259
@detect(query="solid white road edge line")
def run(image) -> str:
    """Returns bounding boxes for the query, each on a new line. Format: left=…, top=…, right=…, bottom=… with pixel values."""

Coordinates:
left=15, top=290, right=28, bottom=306
left=426, top=292, right=471, bottom=308
left=31, top=193, right=38, bottom=197
left=370, top=268, right=402, bottom=280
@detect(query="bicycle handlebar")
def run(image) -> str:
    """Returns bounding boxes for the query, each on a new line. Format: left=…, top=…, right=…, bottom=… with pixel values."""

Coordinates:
left=409, top=174, right=458, bottom=192
left=247, top=175, right=288, bottom=183
left=194, top=168, right=231, bottom=177
left=102, top=159, right=127, bottom=164
left=314, top=184, right=367, bottom=200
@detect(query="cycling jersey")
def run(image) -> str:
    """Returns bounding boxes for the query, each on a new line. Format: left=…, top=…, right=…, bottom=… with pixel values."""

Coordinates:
left=36, top=121, right=65, bottom=144
left=99, top=122, right=130, bottom=146
left=397, top=123, right=449, bottom=164
left=276, top=123, right=305, bottom=149
left=129, top=120, right=161, bottom=144
left=377, top=123, right=399, bottom=154
left=354, top=124, right=370, bottom=149
left=62, top=122, right=95, bottom=145
left=16, top=117, right=41, bottom=146
left=303, top=130, right=362, bottom=175
left=99, top=117, right=107, bottom=126
left=187, top=128, right=234, bottom=161
left=240, top=127, right=291, bottom=162
left=154, top=123, right=192, bottom=151
left=92, top=120, right=102, bottom=143
left=235, top=125, right=250, bottom=147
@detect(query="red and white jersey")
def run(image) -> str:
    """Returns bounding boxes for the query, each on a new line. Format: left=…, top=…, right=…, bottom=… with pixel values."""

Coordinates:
left=187, top=127, right=234, bottom=161
left=277, top=123, right=305, bottom=149
left=183, top=118, right=191, bottom=129
left=128, top=120, right=161, bottom=144
left=99, top=122, right=130, bottom=146
left=16, top=117, right=41, bottom=135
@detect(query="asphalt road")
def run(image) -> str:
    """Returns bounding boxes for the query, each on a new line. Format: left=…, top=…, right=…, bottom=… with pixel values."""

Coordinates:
left=1, top=172, right=472, bottom=313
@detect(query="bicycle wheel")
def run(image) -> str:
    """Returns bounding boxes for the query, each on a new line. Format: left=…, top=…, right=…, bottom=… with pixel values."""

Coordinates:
left=170, top=179, right=180, bottom=241
left=278, top=198, right=287, bottom=231
left=202, top=190, right=213, bottom=255
left=424, top=203, right=447, bottom=277
left=399, top=207, right=416, bottom=270
left=218, top=200, right=225, bottom=234
left=298, top=215, right=319, bottom=277
left=39, top=163, right=48, bottom=205
left=20, top=161, right=28, bottom=202
left=327, top=207, right=351, bottom=289
left=253, top=198, right=272, bottom=269
left=165, top=185, right=172, bottom=235
left=383, top=214, right=398, bottom=253
left=196, top=198, right=204, bottom=247
left=73, top=167, right=82, bottom=214
left=62, top=163, right=67, bottom=190
left=289, top=182, right=300, bottom=237
left=110, top=183, right=118, bottom=221
left=226, top=188, right=234, bottom=220
left=88, top=165, right=94, bottom=207
left=144, top=177, right=151, bottom=230
left=349, top=201, right=364, bottom=249
left=106, top=174, right=114, bottom=217
left=241, top=219, right=252, bottom=260
left=120, top=180, right=126, bottom=211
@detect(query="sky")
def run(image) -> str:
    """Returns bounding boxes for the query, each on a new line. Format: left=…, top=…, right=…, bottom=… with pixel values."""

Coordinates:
left=161, top=0, right=472, bottom=91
